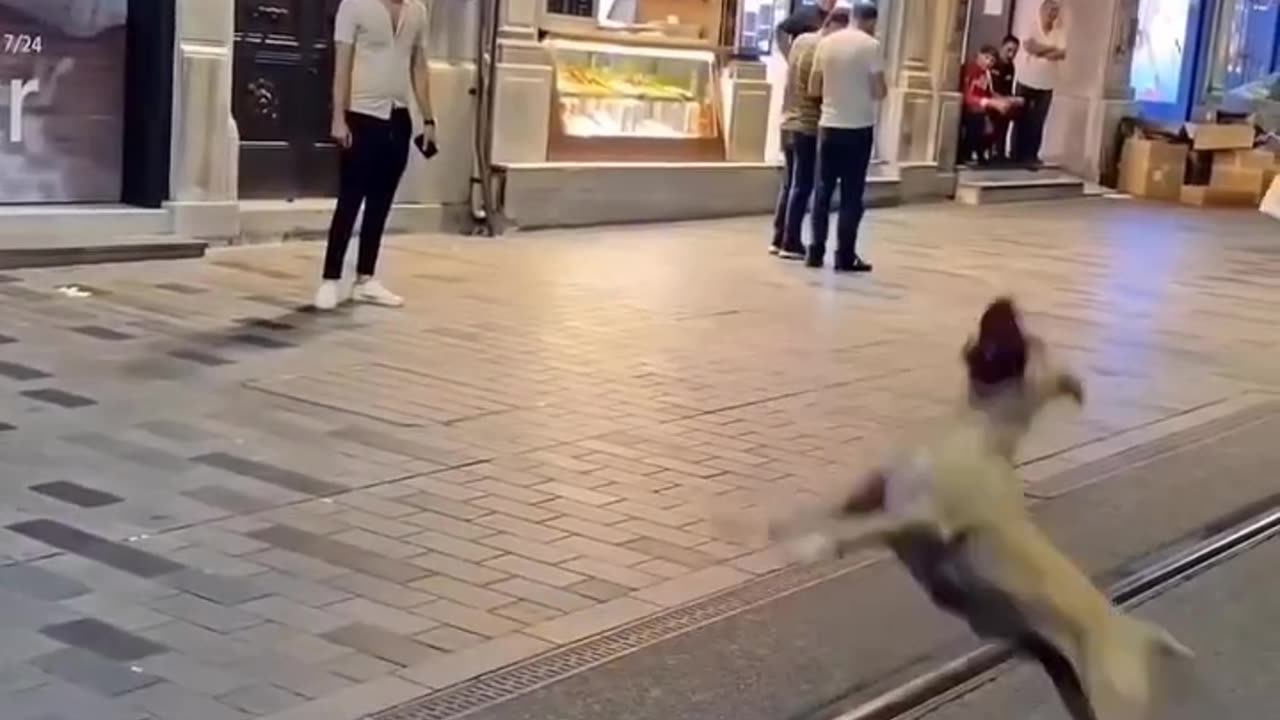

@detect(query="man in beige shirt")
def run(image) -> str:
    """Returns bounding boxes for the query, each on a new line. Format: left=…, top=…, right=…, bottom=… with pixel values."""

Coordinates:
left=771, top=9, right=848, bottom=261
left=317, top=0, right=436, bottom=311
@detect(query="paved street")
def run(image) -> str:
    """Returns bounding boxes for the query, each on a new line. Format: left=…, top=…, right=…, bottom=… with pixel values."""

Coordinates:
left=919, top=532, right=1280, bottom=720
left=0, top=199, right=1278, bottom=720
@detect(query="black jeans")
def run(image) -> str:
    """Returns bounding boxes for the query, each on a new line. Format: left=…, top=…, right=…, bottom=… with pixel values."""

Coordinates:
left=772, top=130, right=818, bottom=253
left=991, top=113, right=1012, bottom=161
left=323, top=108, right=412, bottom=280
left=889, top=531, right=1098, bottom=720
left=811, top=126, right=874, bottom=266
left=961, top=111, right=1013, bottom=163
left=961, top=111, right=991, bottom=164
left=1013, top=85, right=1053, bottom=165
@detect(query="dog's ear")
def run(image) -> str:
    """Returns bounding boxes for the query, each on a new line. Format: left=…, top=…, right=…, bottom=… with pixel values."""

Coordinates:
left=966, top=298, right=1028, bottom=386
left=977, top=297, right=1022, bottom=348
left=841, top=471, right=886, bottom=515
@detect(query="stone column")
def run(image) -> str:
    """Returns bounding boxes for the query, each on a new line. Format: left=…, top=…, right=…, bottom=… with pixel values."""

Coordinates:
left=882, top=0, right=967, bottom=197
left=169, top=0, right=240, bottom=239
left=1051, top=0, right=1139, bottom=181
left=932, top=0, right=969, bottom=172
left=1086, top=0, right=1139, bottom=182
left=491, top=0, right=555, bottom=164
left=879, top=0, right=934, bottom=166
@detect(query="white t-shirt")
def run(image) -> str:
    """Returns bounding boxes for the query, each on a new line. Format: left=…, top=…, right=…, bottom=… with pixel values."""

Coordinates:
left=1016, top=21, right=1066, bottom=91
left=335, top=0, right=432, bottom=119
left=812, top=28, right=884, bottom=130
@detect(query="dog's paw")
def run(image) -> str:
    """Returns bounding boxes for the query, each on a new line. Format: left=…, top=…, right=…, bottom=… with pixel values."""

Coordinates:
left=786, top=533, right=837, bottom=564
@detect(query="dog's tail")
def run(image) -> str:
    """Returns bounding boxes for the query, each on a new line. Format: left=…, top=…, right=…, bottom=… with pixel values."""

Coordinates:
left=1082, top=615, right=1193, bottom=718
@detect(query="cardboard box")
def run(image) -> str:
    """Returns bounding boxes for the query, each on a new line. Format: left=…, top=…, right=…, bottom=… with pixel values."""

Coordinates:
left=1183, top=122, right=1256, bottom=151
left=1213, top=148, right=1280, bottom=172
left=1118, top=137, right=1188, bottom=201
left=1211, top=165, right=1276, bottom=202
left=1181, top=184, right=1262, bottom=208
left=1262, top=176, right=1280, bottom=221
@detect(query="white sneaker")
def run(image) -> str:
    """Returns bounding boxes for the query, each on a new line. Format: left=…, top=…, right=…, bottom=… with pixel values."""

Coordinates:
left=313, top=281, right=341, bottom=311
left=353, top=278, right=404, bottom=308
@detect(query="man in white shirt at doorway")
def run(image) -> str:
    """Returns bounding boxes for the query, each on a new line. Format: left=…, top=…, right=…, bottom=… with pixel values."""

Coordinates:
left=316, top=0, right=436, bottom=311
left=1013, top=0, right=1066, bottom=167
left=807, top=1, right=886, bottom=273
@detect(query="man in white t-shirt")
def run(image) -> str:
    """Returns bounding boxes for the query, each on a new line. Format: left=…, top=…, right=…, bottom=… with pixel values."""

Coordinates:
left=316, top=0, right=436, bottom=311
left=1013, top=0, right=1066, bottom=167
left=806, top=2, right=886, bottom=273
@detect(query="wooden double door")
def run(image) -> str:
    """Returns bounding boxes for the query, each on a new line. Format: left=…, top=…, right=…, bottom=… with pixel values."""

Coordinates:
left=234, top=0, right=342, bottom=199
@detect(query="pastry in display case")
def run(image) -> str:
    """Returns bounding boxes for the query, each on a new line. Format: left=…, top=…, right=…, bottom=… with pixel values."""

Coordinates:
left=546, top=39, right=725, bottom=161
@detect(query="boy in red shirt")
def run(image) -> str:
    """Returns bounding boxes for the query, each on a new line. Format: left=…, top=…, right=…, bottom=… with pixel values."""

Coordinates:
left=962, top=46, right=1023, bottom=165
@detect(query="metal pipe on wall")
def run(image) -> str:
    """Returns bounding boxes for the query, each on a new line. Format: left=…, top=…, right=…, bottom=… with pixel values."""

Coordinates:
left=470, top=0, right=507, bottom=236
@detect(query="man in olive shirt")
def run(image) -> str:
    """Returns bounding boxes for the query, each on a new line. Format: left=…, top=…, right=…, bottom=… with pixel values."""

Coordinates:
left=776, top=0, right=835, bottom=57
left=772, top=9, right=849, bottom=259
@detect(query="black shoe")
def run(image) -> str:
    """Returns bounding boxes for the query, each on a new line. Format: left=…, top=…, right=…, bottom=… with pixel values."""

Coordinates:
left=805, top=251, right=824, bottom=269
left=834, top=257, right=873, bottom=273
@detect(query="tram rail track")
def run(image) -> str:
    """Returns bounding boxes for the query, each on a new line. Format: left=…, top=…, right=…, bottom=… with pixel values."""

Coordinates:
left=809, top=502, right=1280, bottom=720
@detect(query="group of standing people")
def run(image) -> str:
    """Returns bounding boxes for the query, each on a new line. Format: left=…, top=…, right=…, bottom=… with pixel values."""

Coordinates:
left=962, top=0, right=1067, bottom=166
left=771, top=0, right=885, bottom=274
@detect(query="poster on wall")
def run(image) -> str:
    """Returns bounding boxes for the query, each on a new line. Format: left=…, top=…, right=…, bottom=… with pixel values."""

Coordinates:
left=0, top=0, right=127, bottom=204
left=1130, top=0, right=1191, bottom=103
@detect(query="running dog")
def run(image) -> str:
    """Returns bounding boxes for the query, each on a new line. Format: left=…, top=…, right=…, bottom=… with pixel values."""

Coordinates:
left=728, top=299, right=1190, bottom=720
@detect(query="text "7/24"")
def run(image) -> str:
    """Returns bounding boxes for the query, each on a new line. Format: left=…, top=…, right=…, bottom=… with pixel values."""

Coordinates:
left=3, top=35, right=44, bottom=54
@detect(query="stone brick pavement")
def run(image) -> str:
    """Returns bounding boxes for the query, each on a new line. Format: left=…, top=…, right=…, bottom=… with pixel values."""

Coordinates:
left=0, top=200, right=1277, bottom=720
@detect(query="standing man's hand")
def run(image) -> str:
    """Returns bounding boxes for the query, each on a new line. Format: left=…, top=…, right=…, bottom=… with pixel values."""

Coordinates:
left=331, top=115, right=352, bottom=149
left=421, top=119, right=436, bottom=145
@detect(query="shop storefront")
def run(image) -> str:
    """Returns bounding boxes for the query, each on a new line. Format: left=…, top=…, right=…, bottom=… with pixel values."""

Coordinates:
left=520, top=0, right=777, bottom=162
left=1198, top=0, right=1280, bottom=119
left=0, top=0, right=127, bottom=205
left=162, top=0, right=479, bottom=241
left=181, top=0, right=980, bottom=233
left=27, top=0, right=1277, bottom=243
left=488, top=0, right=783, bottom=226
left=538, top=0, right=730, bottom=163
left=1123, top=0, right=1279, bottom=122
left=0, top=0, right=170, bottom=210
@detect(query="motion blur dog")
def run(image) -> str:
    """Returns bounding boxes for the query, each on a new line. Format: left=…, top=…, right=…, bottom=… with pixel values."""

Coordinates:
left=744, top=299, right=1190, bottom=720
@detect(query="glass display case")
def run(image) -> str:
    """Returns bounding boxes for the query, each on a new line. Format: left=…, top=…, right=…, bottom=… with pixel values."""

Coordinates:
left=546, top=38, right=725, bottom=161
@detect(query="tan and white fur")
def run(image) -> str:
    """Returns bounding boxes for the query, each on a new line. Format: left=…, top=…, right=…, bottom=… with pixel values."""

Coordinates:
left=741, top=317, right=1190, bottom=720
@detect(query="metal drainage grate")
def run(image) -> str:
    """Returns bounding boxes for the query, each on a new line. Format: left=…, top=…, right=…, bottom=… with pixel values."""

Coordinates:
left=371, top=558, right=848, bottom=720
left=372, top=396, right=1280, bottom=720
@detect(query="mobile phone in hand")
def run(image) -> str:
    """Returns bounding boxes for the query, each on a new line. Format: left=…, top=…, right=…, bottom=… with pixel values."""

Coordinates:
left=413, top=134, right=438, bottom=159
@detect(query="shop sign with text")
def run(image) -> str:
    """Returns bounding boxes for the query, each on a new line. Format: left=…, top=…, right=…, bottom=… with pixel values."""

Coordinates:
left=0, top=0, right=127, bottom=203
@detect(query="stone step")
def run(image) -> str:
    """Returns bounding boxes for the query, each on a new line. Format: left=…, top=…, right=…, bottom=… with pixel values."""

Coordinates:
left=0, top=205, right=171, bottom=240
left=497, top=162, right=902, bottom=229
left=0, top=235, right=207, bottom=270
left=954, top=168, right=1086, bottom=206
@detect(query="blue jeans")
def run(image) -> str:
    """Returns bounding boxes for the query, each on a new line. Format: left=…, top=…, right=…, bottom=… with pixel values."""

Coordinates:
left=772, top=132, right=803, bottom=250
left=774, top=131, right=818, bottom=253
left=811, top=126, right=874, bottom=266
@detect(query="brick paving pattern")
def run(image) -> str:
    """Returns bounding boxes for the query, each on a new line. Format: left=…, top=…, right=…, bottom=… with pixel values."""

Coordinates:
left=0, top=200, right=1278, bottom=719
